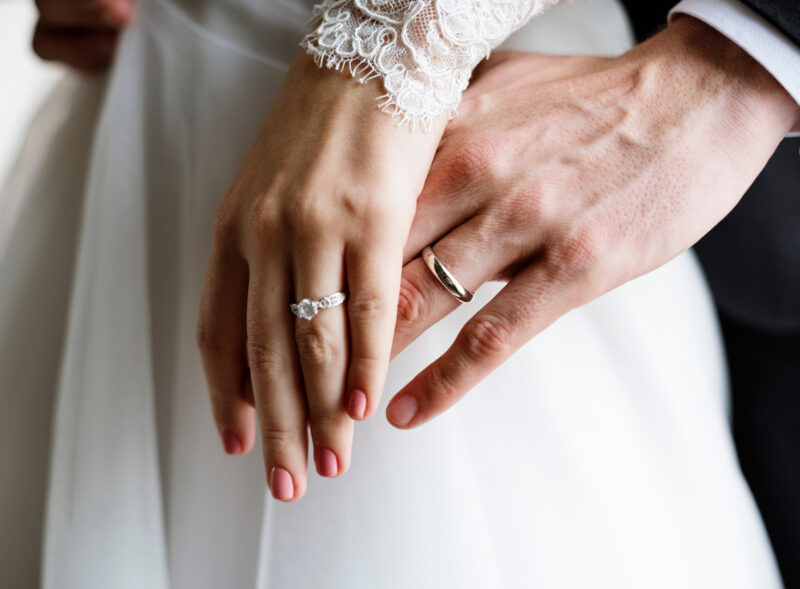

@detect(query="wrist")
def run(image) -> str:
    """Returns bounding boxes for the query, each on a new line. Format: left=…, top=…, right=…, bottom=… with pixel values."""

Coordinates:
left=643, top=16, right=799, bottom=141
left=288, top=51, right=448, bottom=135
left=591, top=13, right=799, bottom=189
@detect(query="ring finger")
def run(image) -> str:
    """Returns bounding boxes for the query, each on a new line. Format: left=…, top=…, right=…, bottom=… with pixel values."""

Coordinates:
left=389, top=218, right=526, bottom=428
left=392, top=212, right=528, bottom=361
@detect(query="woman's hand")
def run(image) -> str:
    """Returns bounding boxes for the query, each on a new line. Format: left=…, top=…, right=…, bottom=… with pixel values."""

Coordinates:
left=197, top=53, right=443, bottom=501
left=385, top=18, right=800, bottom=429
left=32, top=0, right=134, bottom=69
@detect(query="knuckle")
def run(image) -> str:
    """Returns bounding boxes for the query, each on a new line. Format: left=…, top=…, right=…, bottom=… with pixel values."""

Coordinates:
left=461, top=315, right=513, bottom=360
left=295, top=325, right=341, bottom=368
left=337, top=189, right=371, bottom=219
left=247, top=339, right=285, bottom=378
left=348, top=291, right=386, bottom=321
left=501, top=187, right=548, bottom=229
left=547, top=224, right=606, bottom=280
left=250, top=198, right=282, bottom=240
left=445, top=139, right=505, bottom=187
left=260, top=424, right=296, bottom=453
left=425, top=366, right=462, bottom=404
left=397, top=275, right=426, bottom=326
left=351, top=347, right=382, bottom=368
left=307, top=407, right=344, bottom=430
left=289, top=192, right=331, bottom=233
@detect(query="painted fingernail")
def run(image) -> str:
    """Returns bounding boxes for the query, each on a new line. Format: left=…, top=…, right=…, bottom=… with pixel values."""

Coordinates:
left=347, top=389, right=367, bottom=419
left=219, top=427, right=242, bottom=455
left=269, top=466, right=295, bottom=501
left=387, top=395, right=417, bottom=427
left=315, top=446, right=339, bottom=477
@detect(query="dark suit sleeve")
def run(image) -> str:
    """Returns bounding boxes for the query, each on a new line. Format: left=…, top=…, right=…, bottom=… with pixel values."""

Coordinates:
left=739, top=1, right=800, bottom=45
left=621, top=1, right=800, bottom=46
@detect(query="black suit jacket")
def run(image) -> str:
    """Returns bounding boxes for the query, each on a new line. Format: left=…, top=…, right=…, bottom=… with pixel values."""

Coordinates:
left=621, top=0, right=800, bottom=44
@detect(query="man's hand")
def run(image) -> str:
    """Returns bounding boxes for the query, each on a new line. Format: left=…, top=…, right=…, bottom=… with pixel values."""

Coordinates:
left=385, top=17, right=800, bottom=429
left=32, top=0, right=134, bottom=70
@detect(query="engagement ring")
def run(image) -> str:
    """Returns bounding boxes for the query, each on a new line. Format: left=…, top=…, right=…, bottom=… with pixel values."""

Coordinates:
left=290, top=291, right=347, bottom=320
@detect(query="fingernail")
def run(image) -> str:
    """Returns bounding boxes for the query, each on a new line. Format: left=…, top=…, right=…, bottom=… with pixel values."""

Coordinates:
left=387, top=395, right=417, bottom=427
left=269, top=466, right=295, bottom=501
left=347, top=389, right=367, bottom=419
left=219, top=427, right=242, bottom=455
left=315, top=446, right=339, bottom=477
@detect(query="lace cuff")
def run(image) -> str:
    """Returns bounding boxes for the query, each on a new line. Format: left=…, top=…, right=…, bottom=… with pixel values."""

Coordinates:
left=300, top=0, right=559, bottom=129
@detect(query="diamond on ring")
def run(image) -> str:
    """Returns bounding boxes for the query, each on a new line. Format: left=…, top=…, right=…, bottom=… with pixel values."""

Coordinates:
left=290, top=291, right=347, bottom=320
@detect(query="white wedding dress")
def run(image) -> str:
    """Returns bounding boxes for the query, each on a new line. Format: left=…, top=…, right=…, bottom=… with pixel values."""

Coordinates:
left=0, top=0, right=783, bottom=588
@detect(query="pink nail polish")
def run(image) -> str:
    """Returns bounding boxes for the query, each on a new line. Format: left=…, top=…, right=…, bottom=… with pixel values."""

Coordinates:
left=387, top=395, right=418, bottom=427
left=219, top=428, right=242, bottom=455
left=348, top=389, right=367, bottom=419
left=269, top=466, right=295, bottom=501
left=315, top=446, right=339, bottom=477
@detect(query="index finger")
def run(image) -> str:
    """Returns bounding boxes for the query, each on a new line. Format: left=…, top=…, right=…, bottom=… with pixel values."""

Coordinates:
left=387, top=261, right=583, bottom=429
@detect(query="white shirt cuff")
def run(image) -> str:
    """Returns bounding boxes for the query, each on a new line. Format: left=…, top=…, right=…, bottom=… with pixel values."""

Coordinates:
left=670, top=0, right=800, bottom=135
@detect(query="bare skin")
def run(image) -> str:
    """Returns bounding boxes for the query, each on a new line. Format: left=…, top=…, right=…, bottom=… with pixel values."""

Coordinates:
left=30, top=4, right=799, bottom=500
left=386, top=16, right=800, bottom=429
left=196, top=53, right=446, bottom=501
left=28, top=0, right=445, bottom=501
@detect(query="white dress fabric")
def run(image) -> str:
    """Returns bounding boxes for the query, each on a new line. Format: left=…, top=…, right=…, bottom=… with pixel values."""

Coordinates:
left=0, top=0, right=784, bottom=588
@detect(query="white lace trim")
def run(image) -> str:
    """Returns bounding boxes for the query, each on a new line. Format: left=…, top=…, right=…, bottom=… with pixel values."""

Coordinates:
left=300, top=0, right=560, bottom=130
